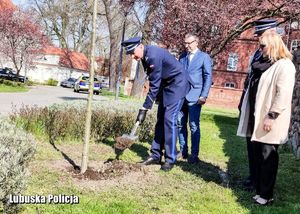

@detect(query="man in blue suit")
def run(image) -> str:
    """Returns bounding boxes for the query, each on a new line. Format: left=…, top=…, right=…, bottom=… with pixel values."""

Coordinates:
left=177, top=33, right=213, bottom=164
left=121, top=37, right=190, bottom=171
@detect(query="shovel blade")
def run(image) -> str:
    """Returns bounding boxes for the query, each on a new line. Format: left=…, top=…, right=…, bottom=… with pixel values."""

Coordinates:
left=114, top=134, right=138, bottom=151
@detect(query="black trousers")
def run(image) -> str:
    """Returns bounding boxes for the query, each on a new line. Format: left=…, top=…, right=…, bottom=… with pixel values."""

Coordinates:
left=253, top=141, right=279, bottom=199
left=246, top=137, right=255, bottom=182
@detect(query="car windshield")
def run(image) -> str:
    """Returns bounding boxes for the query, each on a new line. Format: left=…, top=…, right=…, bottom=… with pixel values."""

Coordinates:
left=68, top=78, right=76, bottom=82
left=80, top=76, right=99, bottom=82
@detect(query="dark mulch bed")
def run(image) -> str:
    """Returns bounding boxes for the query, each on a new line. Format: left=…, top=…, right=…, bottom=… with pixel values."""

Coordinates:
left=70, top=160, right=143, bottom=180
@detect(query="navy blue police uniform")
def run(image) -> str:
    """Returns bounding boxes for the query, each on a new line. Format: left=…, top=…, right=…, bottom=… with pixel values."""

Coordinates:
left=122, top=37, right=190, bottom=167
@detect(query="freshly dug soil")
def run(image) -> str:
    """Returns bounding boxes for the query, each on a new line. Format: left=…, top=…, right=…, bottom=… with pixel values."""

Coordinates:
left=71, top=160, right=142, bottom=180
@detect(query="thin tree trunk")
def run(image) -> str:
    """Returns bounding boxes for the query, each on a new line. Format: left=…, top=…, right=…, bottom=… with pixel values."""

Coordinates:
left=130, top=4, right=157, bottom=97
left=130, top=62, right=146, bottom=98
left=103, top=0, right=124, bottom=92
left=81, top=0, right=97, bottom=174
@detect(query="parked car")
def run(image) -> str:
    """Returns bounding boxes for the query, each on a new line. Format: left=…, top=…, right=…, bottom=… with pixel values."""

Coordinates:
left=96, top=76, right=109, bottom=88
left=60, top=77, right=77, bottom=88
left=0, top=67, right=28, bottom=83
left=73, top=76, right=101, bottom=95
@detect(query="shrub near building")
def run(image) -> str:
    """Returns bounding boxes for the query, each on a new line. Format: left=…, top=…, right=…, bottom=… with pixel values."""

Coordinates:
left=0, top=119, right=36, bottom=213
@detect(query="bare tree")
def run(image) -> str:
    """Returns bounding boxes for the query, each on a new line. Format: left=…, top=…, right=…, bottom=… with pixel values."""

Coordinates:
left=31, top=0, right=93, bottom=51
left=102, top=0, right=126, bottom=91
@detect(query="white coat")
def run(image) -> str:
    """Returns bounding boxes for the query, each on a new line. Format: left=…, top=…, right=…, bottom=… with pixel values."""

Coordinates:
left=237, top=58, right=296, bottom=144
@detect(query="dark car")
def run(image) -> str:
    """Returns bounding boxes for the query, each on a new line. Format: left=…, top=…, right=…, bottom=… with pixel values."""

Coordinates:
left=60, top=77, right=77, bottom=88
left=0, top=67, right=28, bottom=83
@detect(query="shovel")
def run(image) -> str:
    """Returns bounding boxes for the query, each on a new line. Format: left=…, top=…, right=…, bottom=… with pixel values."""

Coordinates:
left=114, top=121, right=140, bottom=154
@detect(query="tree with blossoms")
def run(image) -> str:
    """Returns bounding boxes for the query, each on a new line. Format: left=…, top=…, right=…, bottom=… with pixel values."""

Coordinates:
left=0, top=9, right=47, bottom=76
left=160, top=0, right=300, bottom=56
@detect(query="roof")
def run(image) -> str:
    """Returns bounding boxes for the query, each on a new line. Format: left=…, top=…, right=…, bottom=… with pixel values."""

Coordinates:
left=0, top=0, right=15, bottom=10
left=42, top=46, right=89, bottom=71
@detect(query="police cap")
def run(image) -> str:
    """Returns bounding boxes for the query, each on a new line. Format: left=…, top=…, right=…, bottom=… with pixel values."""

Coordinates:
left=121, top=37, right=142, bottom=55
left=254, top=19, right=277, bottom=36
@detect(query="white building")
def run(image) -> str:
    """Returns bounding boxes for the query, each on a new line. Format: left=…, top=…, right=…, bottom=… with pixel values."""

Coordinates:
left=24, top=46, right=90, bottom=83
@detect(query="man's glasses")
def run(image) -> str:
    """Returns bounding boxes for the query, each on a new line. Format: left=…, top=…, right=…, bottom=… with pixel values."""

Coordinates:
left=184, top=40, right=196, bottom=45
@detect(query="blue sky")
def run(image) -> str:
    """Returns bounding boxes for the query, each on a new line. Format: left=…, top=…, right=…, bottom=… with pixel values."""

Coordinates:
left=12, top=0, right=26, bottom=5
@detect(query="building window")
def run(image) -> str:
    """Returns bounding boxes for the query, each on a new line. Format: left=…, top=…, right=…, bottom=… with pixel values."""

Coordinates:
left=227, top=53, right=238, bottom=71
left=291, top=40, right=300, bottom=51
left=224, top=82, right=235, bottom=88
left=291, top=21, right=299, bottom=29
left=210, top=25, right=219, bottom=36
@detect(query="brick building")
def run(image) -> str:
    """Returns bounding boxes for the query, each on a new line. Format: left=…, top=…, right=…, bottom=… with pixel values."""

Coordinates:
left=207, top=21, right=300, bottom=109
left=125, top=22, right=300, bottom=109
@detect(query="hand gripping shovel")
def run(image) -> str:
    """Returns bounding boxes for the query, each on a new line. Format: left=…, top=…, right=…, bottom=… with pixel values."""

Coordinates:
left=114, top=121, right=140, bottom=154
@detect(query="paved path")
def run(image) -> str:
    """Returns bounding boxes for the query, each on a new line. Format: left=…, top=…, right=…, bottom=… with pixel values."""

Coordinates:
left=0, top=86, right=108, bottom=116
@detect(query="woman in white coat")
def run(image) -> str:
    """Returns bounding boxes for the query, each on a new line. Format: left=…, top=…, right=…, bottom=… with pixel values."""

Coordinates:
left=237, top=31, right=296, bottom=205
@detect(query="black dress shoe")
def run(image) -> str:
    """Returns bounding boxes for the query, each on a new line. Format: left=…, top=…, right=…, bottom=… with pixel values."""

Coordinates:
left=160, top=162, right=174, bottom=171
left=140, top=157, right=161, bottom=165
left=187, top=156, right=200, bottom=164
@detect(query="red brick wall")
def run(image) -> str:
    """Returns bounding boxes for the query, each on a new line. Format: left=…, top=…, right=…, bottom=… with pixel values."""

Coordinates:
left=206, top=86, right=242, bottom=109
left=212, top=70, right=248, bottom=89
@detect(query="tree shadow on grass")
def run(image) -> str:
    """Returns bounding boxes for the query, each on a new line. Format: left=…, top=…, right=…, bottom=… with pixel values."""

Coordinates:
left=213, top=114, right=252, bottom=204
left=49, top=140, right=80, bottom=170
left=213, top=113, right=300, bottom=213
left=177, top=160, right=225, bottom=186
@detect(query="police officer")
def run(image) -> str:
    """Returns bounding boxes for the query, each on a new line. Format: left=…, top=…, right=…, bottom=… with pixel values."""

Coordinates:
left=121, top=37, right=190, bottom=171
left=238, top=19, right=277, bottom=190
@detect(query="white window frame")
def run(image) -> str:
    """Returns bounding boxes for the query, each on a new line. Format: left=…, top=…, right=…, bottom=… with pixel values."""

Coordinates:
left=290, top=40, right=300, bottom=51
left=227, top=53, right=238, bottom=71
left=291, top=21, right=299, bottom=30
left=224, top=82, right=236, bottom=88
left=210, top=25, right=219, bottom=36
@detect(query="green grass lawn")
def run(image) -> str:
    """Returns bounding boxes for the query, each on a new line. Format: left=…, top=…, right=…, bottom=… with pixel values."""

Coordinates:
left=12, top=106, right=300, bottom=213
left=0, top=83, right=28, bottom=92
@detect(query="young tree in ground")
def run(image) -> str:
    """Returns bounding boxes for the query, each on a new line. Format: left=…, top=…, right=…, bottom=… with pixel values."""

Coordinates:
left=0, top=9, right=47, bottom=76
left=81, top=0, right=98, bottom=174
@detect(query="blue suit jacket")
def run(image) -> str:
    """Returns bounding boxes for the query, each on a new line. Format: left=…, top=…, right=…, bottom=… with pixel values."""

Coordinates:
left=142, top=45, right=190, bottom=109
left=179, top=50, right=213, bottom=102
